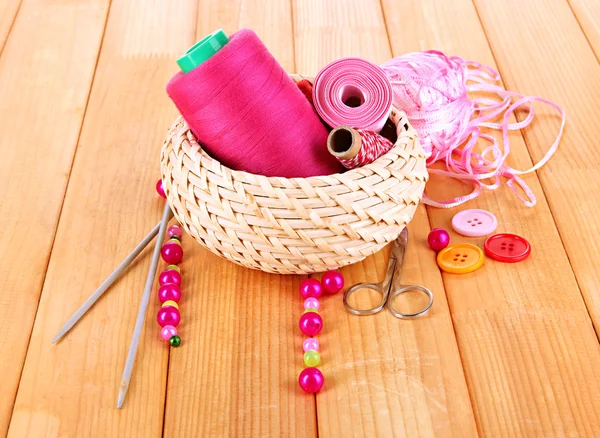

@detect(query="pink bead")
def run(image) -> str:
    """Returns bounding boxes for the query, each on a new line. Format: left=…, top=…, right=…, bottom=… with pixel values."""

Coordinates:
left=158, top=284, right=181, bottom=303
left=299, top=278, right=322, bottom=299
left=156, top=179, right=166, bottom=198
left=161, top=325, right=178, bottom=342
left=304, top=297, right=320, bottom=311
left=303, top=338, right=319, bottom=352
left=321, top=270, right=344, bottom=294
left=298, top=367, right=324, bottom=393
left=159, top=269, right=182, bottom=286
left=299, top=312, right=323, bottom=336
left=168, top=225, right=183, bottom=238
left=157, top=306, right=180, bottom=327
left=161, top=242, right=183, bottom=264
left=428, top=228, right=450, bottom=251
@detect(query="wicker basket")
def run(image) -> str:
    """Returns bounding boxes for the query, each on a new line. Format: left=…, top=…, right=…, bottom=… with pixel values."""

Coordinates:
left=160, top=75, right=428, bottom=274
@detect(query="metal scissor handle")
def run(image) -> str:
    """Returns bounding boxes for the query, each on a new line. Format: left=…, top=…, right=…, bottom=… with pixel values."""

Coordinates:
left=343, top=228, right=434, bottom=319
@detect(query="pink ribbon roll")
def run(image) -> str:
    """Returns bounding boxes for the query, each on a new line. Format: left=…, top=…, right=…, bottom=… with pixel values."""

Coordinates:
left=313, top=57, right=393, bottom=132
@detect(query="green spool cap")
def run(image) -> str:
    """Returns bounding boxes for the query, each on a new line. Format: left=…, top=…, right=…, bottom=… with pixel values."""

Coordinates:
left=177, top=29, right=229, bottom=73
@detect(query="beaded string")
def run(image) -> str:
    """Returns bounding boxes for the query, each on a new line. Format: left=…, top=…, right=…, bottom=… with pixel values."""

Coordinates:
left=157, top=225, right=184, bottom=347
left=298, top=271, right=344, bottom=393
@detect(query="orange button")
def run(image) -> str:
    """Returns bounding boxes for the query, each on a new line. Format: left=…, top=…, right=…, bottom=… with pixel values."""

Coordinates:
left=437, top=243, right=484, bottom=274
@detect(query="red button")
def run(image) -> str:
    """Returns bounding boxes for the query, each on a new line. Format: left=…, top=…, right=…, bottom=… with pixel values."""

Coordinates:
left=484, top=233, right=531, bottom=262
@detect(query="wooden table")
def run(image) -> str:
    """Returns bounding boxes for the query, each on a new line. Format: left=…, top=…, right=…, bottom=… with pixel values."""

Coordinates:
left=1, top=0, right=599, bottom=436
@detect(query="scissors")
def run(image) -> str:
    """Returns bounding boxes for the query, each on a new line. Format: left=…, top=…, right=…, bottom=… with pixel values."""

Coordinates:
left=343, top=228, right=434, bottom=319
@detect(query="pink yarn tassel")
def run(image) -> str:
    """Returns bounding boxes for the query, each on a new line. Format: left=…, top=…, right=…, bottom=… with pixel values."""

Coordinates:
left=381, top=51, right=565, bottom=208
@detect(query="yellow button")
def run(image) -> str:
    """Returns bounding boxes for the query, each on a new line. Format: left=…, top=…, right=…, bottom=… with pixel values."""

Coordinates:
left=437, top=243, right=484, bottom=274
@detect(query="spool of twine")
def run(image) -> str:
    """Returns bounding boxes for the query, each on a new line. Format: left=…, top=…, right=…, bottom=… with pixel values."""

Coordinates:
left=166, top=29, right=341, bottom=178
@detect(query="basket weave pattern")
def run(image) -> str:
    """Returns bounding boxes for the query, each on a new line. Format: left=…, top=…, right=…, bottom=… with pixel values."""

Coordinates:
left=161, top=76, right=428, bottom=274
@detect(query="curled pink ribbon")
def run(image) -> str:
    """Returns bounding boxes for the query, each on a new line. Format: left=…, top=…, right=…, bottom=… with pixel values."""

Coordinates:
left=313, top=57, right=393, bottom=132
left=381, top=51, right=565, bottom=208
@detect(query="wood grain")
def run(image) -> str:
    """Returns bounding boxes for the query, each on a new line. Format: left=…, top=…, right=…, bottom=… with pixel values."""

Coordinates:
left=7, top=0, right=196, bottom=436
left=162, top=1, right=317, bottom=437
left=0, top=0, right=21, bottom=54
left=0, top=0, right=109, bottom=435
left=569, top=0, right=600, bottom=59
left=293, top=0, right=477, bottom=436
left=473, top=0, right=600, bottom=337
left=382, top=0, right=600, bottom=435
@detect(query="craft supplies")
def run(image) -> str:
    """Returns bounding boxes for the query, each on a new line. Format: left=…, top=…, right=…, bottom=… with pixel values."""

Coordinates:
left=299, top=312, right=323, bottom=336
left=118, top=202, right=172, bottom=408
left=298, top=281, right=325, bottom=393
left=156, top=179, right=166, bottom=198
left=484, top=233, right=531, bottom=262
left=176, top=29, right=229, bottom=73
left=427, top=228, right=450, bottom=252
left=304, top=297, right=320, bottom=310
left=343, top=228, right=434, bottom=319
left=313, top=57, right=393, bottom=132
left=166, top=29, right=340, bottom=178
left=52, top=220, right=164, bottom=343
left=298, top=368, right=324, bottom=393
left=381, top=50, right=565, bottom=208
left=321, top=270, right=344, bottom=294
left=161, top=241, right=183, bottom=264
left=157, top=226, right=184, bottom=346
left=327, top=126, right=394, bottom=170
left=299, top=278, right=323, bottom=299
left=296, top=79, right=314, bottom=105
left=436, top=243, right=484, bottom=274
left=452, top=209, right=498, bottom=237
left=161, top=102, right=426, bottom=275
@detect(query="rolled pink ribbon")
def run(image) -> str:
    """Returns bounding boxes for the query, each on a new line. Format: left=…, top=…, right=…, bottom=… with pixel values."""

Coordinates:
left=313, top=57, right=393, bottom=132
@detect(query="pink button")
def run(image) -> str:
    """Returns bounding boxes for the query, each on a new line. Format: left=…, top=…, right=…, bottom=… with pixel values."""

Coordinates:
left=452, top=209, right=498, bottom=237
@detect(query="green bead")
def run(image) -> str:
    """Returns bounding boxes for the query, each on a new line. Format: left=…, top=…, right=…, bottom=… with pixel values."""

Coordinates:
left=303, top=350, right=320, bottom=367
left=167, top=238, right=181, bottom=246
left=169, top=335, right=181, bottom=347
left=170, top=235, right=181, bottom=242
left=303, top=308, right=319, bottom=314
left=166, top=264, right=181, bottom=273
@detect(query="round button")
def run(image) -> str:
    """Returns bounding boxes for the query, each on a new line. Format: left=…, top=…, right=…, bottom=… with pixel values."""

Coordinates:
left=484, top=233, right=531, bottom=262
left=437, top=244, right=484, bottom=274
left=452, top=209, right=498, bottom=237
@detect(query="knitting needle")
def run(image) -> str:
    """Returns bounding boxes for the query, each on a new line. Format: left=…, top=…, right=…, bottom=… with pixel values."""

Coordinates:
left=117, top=203, right=172, bottom=408
left=52, top=220, right=162, bottom=344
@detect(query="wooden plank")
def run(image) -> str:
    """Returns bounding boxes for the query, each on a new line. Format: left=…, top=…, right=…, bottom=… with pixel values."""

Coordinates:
left=0, top=0, right=109, bottom=435
left=0, top=0, right=21, bottom=54
left=474, top=0, right=600, bottom=386
left=162, top=2, right=317, bottom=437
left=381, top=0, right=600, bottom=435
left=568, top=0, right=600, bottom=59
left=6, top=0, right=197, bottom=436
left=293, top=1, right=478, bottom=436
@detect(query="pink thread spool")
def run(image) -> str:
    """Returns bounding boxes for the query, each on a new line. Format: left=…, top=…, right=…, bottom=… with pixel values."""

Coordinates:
left=166, top=29, right=340, bottom=178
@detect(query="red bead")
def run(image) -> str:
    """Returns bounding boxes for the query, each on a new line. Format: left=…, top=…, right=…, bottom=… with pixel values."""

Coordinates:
left=298, top=367, right=324, bottom=393
left=427, top=228, right=450, bottom=251
left=156, top=179, right=166, bottom=198
left=159, top=269, right=182, bottom=286
left=157, top=306, right=180, bottom=327
left=299, top=278, right=323, bottom=299
left=158, top=284, right=181, bottom=303
left=161, top=242, right=183, bottom=264
left=299, top=312, right=323, bottom=336
left=321, top=270, right=344, bottom=294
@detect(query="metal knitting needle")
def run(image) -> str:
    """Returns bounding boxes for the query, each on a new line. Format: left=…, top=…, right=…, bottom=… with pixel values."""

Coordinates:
left=117, top=203, right=172, bottom=408
left=52, top=220, right=162, bottom=344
